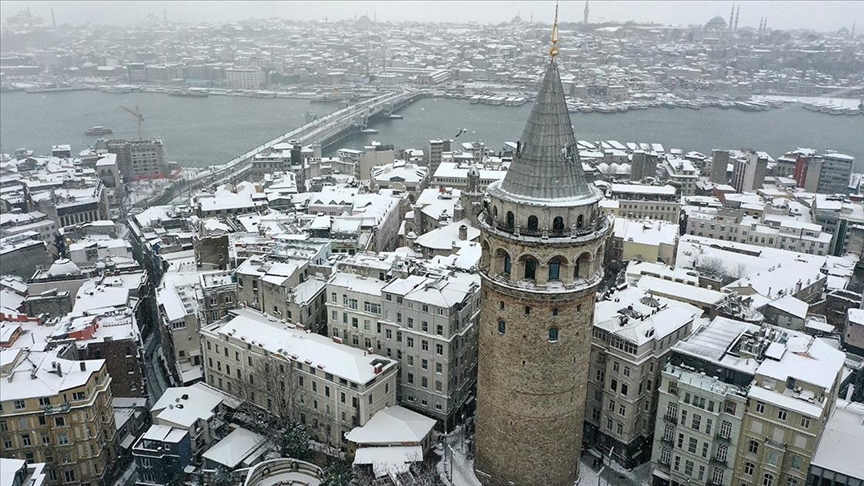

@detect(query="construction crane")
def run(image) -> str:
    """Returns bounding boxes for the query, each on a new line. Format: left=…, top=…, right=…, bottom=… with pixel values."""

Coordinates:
left=120, top=105, right=144, bottom=139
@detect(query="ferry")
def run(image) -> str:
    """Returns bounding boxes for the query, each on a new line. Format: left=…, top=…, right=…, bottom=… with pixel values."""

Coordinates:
left=101, top=86, right=133, bottom=94
left=170, top=89, right=209, bottom=98
left=84, top=126, right=114, bottom=136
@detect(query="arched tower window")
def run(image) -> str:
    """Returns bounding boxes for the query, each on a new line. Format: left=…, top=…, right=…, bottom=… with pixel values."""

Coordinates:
left=548, top=258, right=562, bottom=281
left=527, top=215, right=539, bottom=232
left=553, top=216, right=565, bottom=234
left=575, top=252, right=592, bottom=279
left=577, top=214, right=584, bottom=229
left=498, top=319, right=506, bottom=334
left=524, top=258, right=537, bottom=280
left=506, top=211, right=515, bottom=231
left=549, top=327, right=559, bottom=343
left=504, top=254, right=512, bottom=275
left=493, top=206, right=498, bottom=219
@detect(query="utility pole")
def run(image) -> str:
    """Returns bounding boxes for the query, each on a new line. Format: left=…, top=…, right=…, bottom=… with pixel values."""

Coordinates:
left=598, top=446, right=614, bottom=486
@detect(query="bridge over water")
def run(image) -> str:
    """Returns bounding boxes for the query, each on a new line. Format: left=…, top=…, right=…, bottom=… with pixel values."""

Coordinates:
left=143, top=89, right=424, bottom=206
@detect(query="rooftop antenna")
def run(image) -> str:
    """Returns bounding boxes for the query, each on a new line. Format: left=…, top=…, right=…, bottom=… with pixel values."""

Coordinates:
left=120, top=105, right=145, bottom=139
left=550, top=1, right=560, bottom=59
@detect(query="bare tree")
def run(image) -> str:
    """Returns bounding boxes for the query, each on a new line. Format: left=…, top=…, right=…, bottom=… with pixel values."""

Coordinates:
left=694, top=255, right=728, bottom=279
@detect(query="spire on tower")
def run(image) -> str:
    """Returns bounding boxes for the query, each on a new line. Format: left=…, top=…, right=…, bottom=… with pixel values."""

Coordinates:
left=550, top=1, right=560, bottom=58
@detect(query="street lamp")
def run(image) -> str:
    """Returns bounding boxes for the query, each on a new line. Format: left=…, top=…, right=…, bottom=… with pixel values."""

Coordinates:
left=598, top=447, right=614, bottom=486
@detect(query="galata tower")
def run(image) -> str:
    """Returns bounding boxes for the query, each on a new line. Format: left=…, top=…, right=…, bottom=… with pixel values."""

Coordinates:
left=474, top=7, right=612, bottom=486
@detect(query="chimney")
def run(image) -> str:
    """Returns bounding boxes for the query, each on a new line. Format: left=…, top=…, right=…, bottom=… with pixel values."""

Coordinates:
left=459, top=224, right=468, bottom=241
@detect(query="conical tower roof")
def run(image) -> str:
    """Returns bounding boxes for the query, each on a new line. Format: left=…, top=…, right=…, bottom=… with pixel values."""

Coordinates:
left=495, top=59, right=595, bottom=204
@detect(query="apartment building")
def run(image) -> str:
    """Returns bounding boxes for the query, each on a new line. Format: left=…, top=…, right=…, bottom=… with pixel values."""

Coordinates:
left=733, top=329, right=845, bottom=486
left=730, top=151, right=768, bottom=193
left=585, top=286, right=703, bottom=468
left=651, top=317, right=759, bottom=486
left=609, top=217, right=679, bottom=265
left=235, top=256, right=326, bottom=332
left=794, top=151, right=855, bottom=195
left=605, top=184, right=681, bottom=223
left=685, top=208, right=833, bottom=256
left=810, top=194, right=864, bottom=257
left=96, top=138, right=166, bottom=180
left=663, top=158, right=699, bottom=197
left=0, top=349, right=116, bottom=486
left=325, top=269, right=480, bottom=427
left=200, top=308, right=398, bottom=450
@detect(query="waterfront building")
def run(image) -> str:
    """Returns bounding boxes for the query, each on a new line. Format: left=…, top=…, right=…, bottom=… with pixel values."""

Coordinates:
left=96, top=139, right=166, bottom=180
left=710, top=150, right=732, bottom=184
left=200, top=308, right=398, bottom=450
left=0, top=349, right=116, bottom=486
left=225, top=67, right=266, bottom=89
left=604, top=183, right=681, bottom=223
left=794, top=151, right=855, bottom=195
left=474, top=23, right=613, bottom=485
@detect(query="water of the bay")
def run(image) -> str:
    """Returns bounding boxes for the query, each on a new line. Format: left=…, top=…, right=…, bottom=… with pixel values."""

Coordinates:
left=2, top=91, right=862, bottom=171
left=0, top=91, right=341, bottom=167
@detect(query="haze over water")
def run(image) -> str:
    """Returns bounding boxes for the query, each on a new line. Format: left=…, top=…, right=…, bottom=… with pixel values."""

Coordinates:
left=2, top=91, right=862, bottom=171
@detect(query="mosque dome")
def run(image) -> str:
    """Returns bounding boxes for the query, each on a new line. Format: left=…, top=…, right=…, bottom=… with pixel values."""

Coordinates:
left=47, top=259, right=81, bottom=277
left=705, top=16, right=727, bottom=31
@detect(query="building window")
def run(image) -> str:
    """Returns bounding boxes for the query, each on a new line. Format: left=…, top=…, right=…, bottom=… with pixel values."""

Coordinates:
left=524, top=258, right=537, bottom=280
left=777, top=409, right=787, bottom=421
left=748, top=440, right=759, bottom=454
left=744, top=462, right=754, bottom=476
left=548, top=259, right=561, bottom=281
left=527, top=215, right=538, bottom=232
left=498, top=319, right=506, bottom=334
left=800, top=417, right=810, bottom=428
left=755, top=401, right=765, bottom=413
left=763, top=473, right=774, bottom=486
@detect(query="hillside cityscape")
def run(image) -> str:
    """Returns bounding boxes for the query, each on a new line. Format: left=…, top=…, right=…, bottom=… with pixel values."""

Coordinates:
left=1, top=2, right=864, bottom=486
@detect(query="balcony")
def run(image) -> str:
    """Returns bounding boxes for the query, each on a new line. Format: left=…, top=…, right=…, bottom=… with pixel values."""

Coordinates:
left=715, top=433, right=731, bottom=443
left=44, top=403, right=71, bottom=414
left=710, top=456, right=727, bottom=467
left=663, top=414, right=678, bottom=424
left=660, top=435, right=674, bottom=445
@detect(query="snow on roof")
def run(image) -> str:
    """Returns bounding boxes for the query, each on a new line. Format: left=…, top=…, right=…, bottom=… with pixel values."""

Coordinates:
left=674, top=317, right=761, bottom=372
left=613, top=217, right=678, bottom=247
left=345, top=406, right=436, bottom=446
left=141, top=424, right=188, bottom=443
left=756, top=334, right=845, bottom=391
left=0, top=349, right=105, bottom=401
left=414, top=219, right=480, bottom=251
left=747, top=385, right=824, bottom=417
left=328, top=272, right=388, bottom=297
left=811, top=400, right=864, bottom=478
left=609, top=183, right=676, bottom=196
left=151, top=383, right=229, bottom=428
left=353, top=446, right=423, bottom=478
left=202, top=427, right=267, bottom=469
left=594, top=287, right=702, bottom=346
left=209, top=308, right=395, bottom=384
left=766, top=295, right=809, bottom=319
left=848, top=308, right=864, bottom=327
left=636, top=275, right=726, bottom=306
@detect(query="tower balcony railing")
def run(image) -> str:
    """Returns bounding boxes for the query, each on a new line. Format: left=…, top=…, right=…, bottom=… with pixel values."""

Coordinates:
left=481, top=213, right=611, bottom=243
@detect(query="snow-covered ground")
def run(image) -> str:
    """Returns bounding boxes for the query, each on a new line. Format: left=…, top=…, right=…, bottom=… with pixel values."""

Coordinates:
left=435, top=427, right=651, bottom=486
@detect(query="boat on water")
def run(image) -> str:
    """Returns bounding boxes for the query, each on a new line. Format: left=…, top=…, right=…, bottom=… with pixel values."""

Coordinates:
left=360, top=128, right=379, bottom=134
left=85, top=126, right=113, bottom=136
left=386, top=114, right=403, bottom=119
left=101, top=86, right=133, bottom=94
left=170, top=89, right=209, bottom=98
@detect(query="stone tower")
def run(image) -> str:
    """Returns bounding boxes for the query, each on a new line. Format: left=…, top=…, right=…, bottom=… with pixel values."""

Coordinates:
left=473, top=13, right=612, bottom=486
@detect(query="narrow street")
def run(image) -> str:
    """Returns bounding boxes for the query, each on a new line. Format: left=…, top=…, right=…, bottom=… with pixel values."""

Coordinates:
left=142, top=331, right=168, bottom=401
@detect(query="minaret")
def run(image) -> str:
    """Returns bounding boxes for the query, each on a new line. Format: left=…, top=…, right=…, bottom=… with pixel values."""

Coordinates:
left=474, top=4, right=612, bottom=486
left=734, top=5, right=740, bottom=33
left=584, top=0, right=589, bottom=25
left=729, top=4, right=735, bottom=32
left=51, top=7, right=56, bottom=27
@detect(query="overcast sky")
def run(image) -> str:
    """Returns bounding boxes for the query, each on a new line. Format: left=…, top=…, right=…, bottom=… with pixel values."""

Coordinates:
left=2, top=1, right=862, bottom=32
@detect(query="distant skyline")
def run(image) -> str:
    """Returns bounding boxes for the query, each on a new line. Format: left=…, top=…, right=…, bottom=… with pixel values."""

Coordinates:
left=1, top=1, right=862, bottom=33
